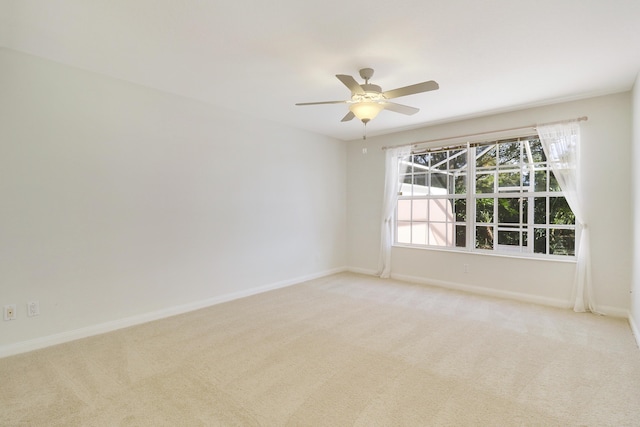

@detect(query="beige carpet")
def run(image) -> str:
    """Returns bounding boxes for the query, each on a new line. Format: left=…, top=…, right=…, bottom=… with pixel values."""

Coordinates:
left=1, top=272, right=640, bottom=426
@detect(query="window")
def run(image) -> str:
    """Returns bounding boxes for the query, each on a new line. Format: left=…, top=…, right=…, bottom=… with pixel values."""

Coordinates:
left=396, top=136, right=576, bottom=257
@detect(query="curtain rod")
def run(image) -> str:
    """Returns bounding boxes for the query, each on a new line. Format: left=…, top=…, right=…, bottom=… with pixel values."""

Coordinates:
left=381, top=116, right=588, bottom=151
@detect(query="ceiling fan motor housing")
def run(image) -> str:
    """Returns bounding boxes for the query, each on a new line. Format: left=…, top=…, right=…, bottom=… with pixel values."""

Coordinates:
left=361, top=84, right=382, bottom=94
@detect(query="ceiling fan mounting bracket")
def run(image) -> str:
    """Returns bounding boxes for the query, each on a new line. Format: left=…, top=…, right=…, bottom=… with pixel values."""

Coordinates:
left=359, top=68, right=374, bottom=83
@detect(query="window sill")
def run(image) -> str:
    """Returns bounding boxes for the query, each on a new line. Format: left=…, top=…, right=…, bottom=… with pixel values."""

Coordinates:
left=392, top=243, right=577, bottom=263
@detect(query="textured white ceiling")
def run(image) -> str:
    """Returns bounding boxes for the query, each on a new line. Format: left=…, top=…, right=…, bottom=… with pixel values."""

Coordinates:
left=2, top=0, right=639, bottom=140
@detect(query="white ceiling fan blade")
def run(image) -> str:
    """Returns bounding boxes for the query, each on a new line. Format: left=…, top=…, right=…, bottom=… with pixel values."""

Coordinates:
left=296, top=100, right=347, bottom=106
left=383, top=102, right=420, bottom=115
left=336, top=74, right=365, bottom=95
left=383, top=80, right=439, bottom=99
left=341, top=111, right=355, bottom=122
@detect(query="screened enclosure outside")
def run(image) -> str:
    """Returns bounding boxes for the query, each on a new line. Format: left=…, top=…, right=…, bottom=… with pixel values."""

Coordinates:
left=395, top=136, right=576, bottom=257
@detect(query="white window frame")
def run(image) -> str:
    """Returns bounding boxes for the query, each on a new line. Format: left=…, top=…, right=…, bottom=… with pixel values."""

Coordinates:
left=394, top=135, right=577, bottom=259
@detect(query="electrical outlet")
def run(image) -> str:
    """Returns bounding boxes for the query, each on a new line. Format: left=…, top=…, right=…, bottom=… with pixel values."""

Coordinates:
left=28, top=301, right=40, bottom=317
left=4, top=304, right=17, bottom=321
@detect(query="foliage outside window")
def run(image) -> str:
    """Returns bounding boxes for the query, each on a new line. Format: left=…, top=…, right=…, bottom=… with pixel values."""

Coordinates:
left=396, top=136, right=576, bottom=257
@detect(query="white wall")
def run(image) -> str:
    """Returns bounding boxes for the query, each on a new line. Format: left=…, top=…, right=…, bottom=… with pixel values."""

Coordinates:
left=631, top=73, right=640, bottom=344
left=0, top=48, right=347, bottom=353
left=347, top=93, right=632, bottom=314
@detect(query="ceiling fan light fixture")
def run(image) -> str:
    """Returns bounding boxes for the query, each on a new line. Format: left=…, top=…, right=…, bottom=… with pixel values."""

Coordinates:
left=349, top=101, right=384, bottom=123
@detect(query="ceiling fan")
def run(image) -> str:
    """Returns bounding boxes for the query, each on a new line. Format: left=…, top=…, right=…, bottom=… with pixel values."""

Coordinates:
left=296, top=68, right=439, bottom=129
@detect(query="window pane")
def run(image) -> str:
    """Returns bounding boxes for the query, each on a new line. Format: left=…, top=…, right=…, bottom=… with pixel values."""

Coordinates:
left=412, top=199, right=428, bottom=221
left=498, top=230, right=520, bottom=246
left=534, top=170, right=547, bottom=192
left=411, top=223, right=427, bottom=245
left=430, top=199, right=453, bottom=222
left=432, top=152, right=448, bottom=170
left=550, top=229, right=575, bottom=256
left=550, top=197, right=575, bottom=225
left=549, top=172, right=561, bottom=192
left=522, top=170, right=531, bottom=189
left=534, top=197, right=546, bottom=224
left=413, top=173, right=427, bottom=186
left=430, top=172, right=448, bottom=193
left=400, top=156, right=413, bottom=173
left=454, top=199, right=466, bottom=222
left=454, top=174, right=466, bottom=194
left=528, top=138, right=546, bottom=162
left=397, top=200, right=412, bottom=221
left=412, top=154, right=429, bottom=170
left=522, top=198, right=529, bottom=224
left=412, top=176, right=428, bottom=195
left=498, top=171, right=521, bottom=190
left=476, top=226, right=494, bottom=249
left=397, top=221, right=412, bottom=244
left=456, top=225, right=466, bottom=247
left=477, top=145, right=496, bottom=167
left=534, top=228, right=547, bottom=254
left=476, top=173, right=494, bottom=193
left=429, top=222, right=454, bottom=246
left=498, top=140, right=520, bottom=165
left=447, top=175, right=455, bottom=194
left=476, top=198, right=494, bottom=223
left=497, top=198, right=520, bottom=223
left=450, top=149, right=467, bottom=169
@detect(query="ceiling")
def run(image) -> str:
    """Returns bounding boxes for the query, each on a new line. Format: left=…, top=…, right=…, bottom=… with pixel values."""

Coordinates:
left=2, top=0, right=639, bottom=141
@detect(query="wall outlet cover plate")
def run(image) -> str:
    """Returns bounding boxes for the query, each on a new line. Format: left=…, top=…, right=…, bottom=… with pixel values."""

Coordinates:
left=4, top=304, right=17, bottom=321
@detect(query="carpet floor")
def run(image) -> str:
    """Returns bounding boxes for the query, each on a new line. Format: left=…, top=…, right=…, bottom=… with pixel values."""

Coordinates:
left=1, top=272, right=639, bottom=426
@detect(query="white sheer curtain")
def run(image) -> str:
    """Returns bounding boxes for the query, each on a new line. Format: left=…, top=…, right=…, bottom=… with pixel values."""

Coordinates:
left=537, top=122, right=595, bottom=313
left=378, top=147, right=412, bottom=278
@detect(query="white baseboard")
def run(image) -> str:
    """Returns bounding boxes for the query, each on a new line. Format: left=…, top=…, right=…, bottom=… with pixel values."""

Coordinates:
left=347, top=267, right=572, bottom=308
left=0, top=267, right=347, bottom=359
left=339, top=269, right=633, bottom=320
left=630, top=312, right=640, bottom=349
left=346, top=266, right=378, bottom=276
left=389, top=272, right=574, bottom=309
left=347, top=268, right=630, bottom=318
left=593, top=305, right=630, bottom=318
